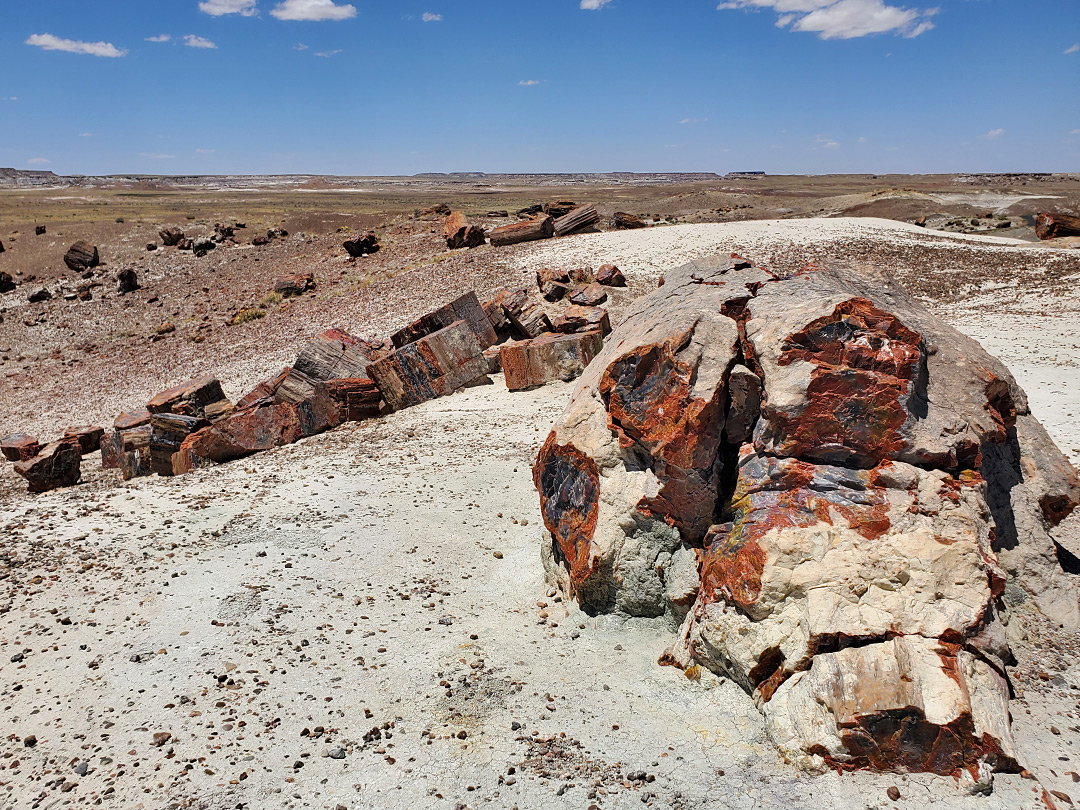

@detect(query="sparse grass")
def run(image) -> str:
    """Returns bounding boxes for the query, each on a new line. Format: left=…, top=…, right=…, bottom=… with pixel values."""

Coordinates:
left=259, top=291, right=284, bottom=309
left=229, top=308, right=265, bottom=326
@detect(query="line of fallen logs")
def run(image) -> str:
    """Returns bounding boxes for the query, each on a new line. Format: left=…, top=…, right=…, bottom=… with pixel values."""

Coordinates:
left=402, top=205, right=613, bottom=253
left=3, top=262, right=629, bottom=493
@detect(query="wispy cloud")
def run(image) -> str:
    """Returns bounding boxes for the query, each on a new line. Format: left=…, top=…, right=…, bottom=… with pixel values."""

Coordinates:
left=199, top=0, right=257, bottom=16
left=184, top=34, right=218, bottom=49
left=979, top=128, right=1004, bottom=140
left=294, top=42, right=309, bottom=50
left=27, top=158, right=51, bottom=165
left=79, top=132, right=93, bottom=137
left=816, top=135, right=840, bottom=148
left=314, top=49, right=342, bottom=57
left=3, top=96, right=17, bottom=102
left=422, top=12, right=443, bottom=21
left=1070, top=129, right=1080, bottom=136
left=196, top=148, right=216, bottom=153
left=518, top=79, right=542, bottom=86
left=146, top=34, right=171, bottom=43
left=1067, top=43, right=1080, bottom=55
left=26, top=33, right=127, bottom=57
left=678, top=117, right=706, bottom=125
left=271, top=0, right=356, bottom=21
left=139, top=152, right=176, bottom=159
left=580, top=0, right=613, bottom=8
left=717, top=0, right=938, bottom=40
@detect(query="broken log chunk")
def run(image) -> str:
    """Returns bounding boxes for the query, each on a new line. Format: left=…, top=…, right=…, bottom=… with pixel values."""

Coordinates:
left=121, top=447, right=152, bottom=480
left=275, top=329, right=386, bottom=405
left=35, top=225, right=46, bottom=236
left=1035, top=212, right=1080, bottom=240
left=496, top=287, right=552, bottom=339
left=554, top=205, right=600, bottom=238
left=147, top=375, right=231, bottom=420
left=324, top=377, right=382, bottom=421
left=149, top=413, right=209, bottom=476
left=236, top=367, right=291, bottom=411
left=1, top=433, right=41, bottom=462
left=114, top=408, right=152, bottom=431
left=482, top=299, right=512, bottom=337
left=159, top=227, right=185, bottom=246
left=552, top=305, right=611, bottom=335
left=343, top=232, right=380, bottom=257
left=537, top=268, right=571, bottom=301
left=500, top=331, right=604, bottom=391
left=543, top=201, right=577, bottom=218
left=367, top=320, right=489, bottom=411
left=180, top=402, right=305, bottom=466
left=444, top=212, right=486, bottom=249
left=483, top=346, right=502, bottom=374
left=63, top=241, right=99, bottom=272
left=596, top=264, right=626, bottom=287
left=610, top=211, right=647, bottom=230
left=117, top=268, right=139, bottom=294
left=13, top=439, right=82, bottom=492
left=274, top=272, right=314, bottom=298
left=390, top=291, right=497, bottom=351
left=489, top=215, right=554, bottom=247
left=569, top=282, right=608, bottom=307
left=0, top=271, right=15, bottom=293
left=62, top=425, right=105, bottom=455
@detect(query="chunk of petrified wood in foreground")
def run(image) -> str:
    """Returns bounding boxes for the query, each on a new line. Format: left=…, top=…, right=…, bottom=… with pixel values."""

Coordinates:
left=1035, top=212, right=1080, bottom=240
left=147, top=375, right=232, bottom=421
left=149, top=414, right=209, bottom=476
left=552, top=305, right=610, bottom=335
left=489, top=215, right=554, bottom=247
left=500, top=331, right=603, bottom=391
left=367, top=320, right=489, bottom=411
left=391, top=291, right=497, bottom=350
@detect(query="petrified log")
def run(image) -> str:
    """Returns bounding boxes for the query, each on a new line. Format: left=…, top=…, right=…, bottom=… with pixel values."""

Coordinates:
left=1, top=433, right=41, bottom=462
left=489, top=215, right=554, bottom=248
left=28, top=288, right=51, bottom=303
left=101, top=423, right=152, bottom=471
left=0, top=271, right=15, bottom=293
left=419, top=203, right=452, bottom=218
left=13, top=439, right=81, bottom=492
left=482, top=299, right=511, bottom=337
left=62, top=425, right=104, bottom=455
left=553, top=205, right=600, bottom=238
left=121, top=447, right=152, bottom=480
left=343, top=232, right=380, bottom=257
left=533, top=253, right=1080, bottom=779
left=115, top=408, right=152, bottom=431
left=390, top=291, right=497, bottom=351
left=495, top=287, right=551, bottom=339
left=516, top=204, right=544, bottom=218
left=324, top=377, right=382, bottom=421
left=543, top=201, right=577, bottom=219
left=444, top=212, right=486, bottom=249
left=596, top=264, right=626, bottom=287
left=117, top=268, right=139, bottom=294
left=237, top=367, right=291, bottom=411
left=552, top=305, right=610, bottom=336
left=63, top=241, right=99, bottom=272
left=149, top=413, right=209, bottom=476
left=179, top=402, right=305, bottom=466
left=501, top=331, right=603, bottom=391
left=537, top=268, right=571, bottom=301
left=367, top=320, right=489, bottom=411
left=159, top=227, right=184, bottom=246
left=569, top=282, right=607, bottom=307
left=148, top=375, right=231, bottom=421
left=1035, top=212, right=1080, bottom=240
left=276, top=329, right=386, bottom=405
left=274, top=272, right=314, bottom=298
left=176, top=238, right=194, bottom=251
left=610, top=212, right=646, bottom=230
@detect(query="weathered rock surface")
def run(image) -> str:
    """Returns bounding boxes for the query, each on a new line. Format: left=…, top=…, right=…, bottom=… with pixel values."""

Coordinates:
left=13, top=439, right=81, bottom=492
left=502, top=331, right=603, bottom=391
left=494, top=287, right=551, bottom=338
left=63, top=241, right=99, bottom=272
left=569, top=281, right=608, bottom=307
left=147, top=375, right=232, bottom=421
left=159, top=227, right=184, bottom=246
left=610, top=212, right=647, bottom=230
left=1, top=433, right=41, bottom=462
left=367, top=320, right=489, bottom=411
left=552, top=304, right=611, bottom=335
left=276, top=329, right=386, bottom=405
left=343, top=232, right=380, bottom=257
left=274, top=272, right=314, bottom=298
left=443, top=211, right=486, bottom=249
left=390, top=292, right=497, bottom=351
left=117, top=268, right=139, bottom=294
left=533, top=253, right=1080, bottom=780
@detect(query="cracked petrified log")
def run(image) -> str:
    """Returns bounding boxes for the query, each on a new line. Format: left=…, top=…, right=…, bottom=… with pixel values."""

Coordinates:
left=63, top=241, right=99, bottom=272
left=14, top=439, right=82, bottom=492
left=149, top=414, right=209, bottom=476
left=552, top=305, right=610, bottom=336
left=554, top=205, right=600, bottom=238
left=443, top=211, right=486, bottom=250
left=62, top=425, right=105, bottom=455
left=569, top=282, right=608, bottom=307
left=367, top=320, right=489, bottom=411
left=533, top=253, right=1080, bottom=780
left=1035, top=212, right=1080, bottom=240
left=494, top=287, right=551, bottom=339
left=489, top=215, right=554, bottom=248
left=390, top=291, right=497, bottom=351
left=500, top=331, right=603, bottom=391
left=275, top=329, right=386, bottom=406
left=1, top=433, right=41, bottom=462
left=147, top=375, right=232, bottom=421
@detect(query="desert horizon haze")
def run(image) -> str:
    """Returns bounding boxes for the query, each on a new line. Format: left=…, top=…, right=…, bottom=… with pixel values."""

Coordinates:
left=2, top=0, right=1079, bottom=175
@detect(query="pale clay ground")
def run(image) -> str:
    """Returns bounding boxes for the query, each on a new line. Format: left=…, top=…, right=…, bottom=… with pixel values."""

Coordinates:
left=3, top=220, right=1080, bottom=810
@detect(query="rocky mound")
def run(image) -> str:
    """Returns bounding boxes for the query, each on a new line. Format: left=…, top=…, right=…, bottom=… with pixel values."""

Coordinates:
left=533, top=254, right=1080, bottom=784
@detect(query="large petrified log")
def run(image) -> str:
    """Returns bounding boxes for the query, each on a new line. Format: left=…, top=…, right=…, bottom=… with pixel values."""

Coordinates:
left=390, top=292, right=497, bottom=351
left=149, top=414, right=209, bottom=476
left=533, top=253, right=1080, bottom=781
left=275, top=329, right=386, bottom=406
left=1, top=433, right=41, bottom=462
left=367, top=320, right=489, bottom=411
left=489, top=215, right=554, bottom=248
left=610, top=212, right=647, bottom=230
left=1035, top=212, right=1080, bottom=240
left=501, top=331, right=603, bottom=391
left=63, top=425, right=105, bottom=455
left=13, top=439, right=81, bottom=492
left=443, top=212, right=486, bottom=249
left=553, top=205, right=600, bottom=238
left=63, top=241, right=99, bottom=272
left=148, top=375, right=232, bottom=421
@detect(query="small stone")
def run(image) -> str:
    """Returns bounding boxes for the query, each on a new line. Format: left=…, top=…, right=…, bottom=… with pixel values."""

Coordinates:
left=23, top=735, right=36, bottom=748
left=887, top=786, right=901, bottom=801
left=152, top=731, right=171, bottom=747
left=328, top=749, right=346, bottom=760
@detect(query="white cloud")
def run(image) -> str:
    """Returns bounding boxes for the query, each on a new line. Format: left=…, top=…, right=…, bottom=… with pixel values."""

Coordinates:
left=1067, top=43, right=1080, bottom=55
left=184, top=34, right=218, bottom=49
left=979, top=128, right=1004, bottom=140
left=196, top=148, right=216, bottom=153
left=26, top=33, right=127, bottom=57
left=28, top=158, right=51, bottom=165
left=79, top=132, right=93, bottom=137
left=139, top=152, right=176, bottom=159
left=199, top=0, right=257, bottom=16
left=3, top=96, right=17, bottom=102
left=518, top=79, right=541, bottom=86
left=422, top=12, right=443, bottom=21
left=857, top=135, right=867, bottom=142
left=294, top=42, right=309, bottom=49
left=580, top=0, right=612, bottom=8
left=679, top=117, right=706, bottom=125
left=146, top=34, right=171, bottom=43
left=1072, top=129, right=1080, bottom=135
left=816, top=135, right=840, bottom=148
left=314, top=49, right=342, bottom=57
left=271, top=0, right=356, bottom=20
left=717, top=0, right=938, bottom=39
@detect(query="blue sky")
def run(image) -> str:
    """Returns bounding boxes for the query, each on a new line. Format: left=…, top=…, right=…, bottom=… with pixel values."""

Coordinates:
left=1, top=0, right=1078, bottom=175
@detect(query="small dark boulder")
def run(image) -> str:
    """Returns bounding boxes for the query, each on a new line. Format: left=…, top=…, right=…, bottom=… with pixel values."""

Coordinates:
left=117, top=268, right=139, bottom=294
left=343, top=232, right=380, bottom=257
left=64, top=241, right=99, bottom=272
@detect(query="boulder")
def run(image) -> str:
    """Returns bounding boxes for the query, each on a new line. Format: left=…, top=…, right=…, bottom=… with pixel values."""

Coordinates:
left=63, top=241, right=99, bottom=272
left=117, top=268, right=139, bottom=294
left=610, top=212, right=647, bottom=230
left=62, top=425, right=105, bottom=455
left=1, top=433, right=41, bottom=462
left=537, top=268, right=571, bottom=301
left=13, top=440, right=81, bottom=492
left=28, top=288, right=51, bottom=303
left=149, top=413, right=209, bottom=476
left=176, top=237, right=194, bottom=251
left=596, top=264, right=626, bottom=287
left=252, top=235, right=270, bottom=246
left=147, top=375, right=232, bottom=421
left=390, top=291, right=497, bottom=351
left=444, top=212, right=486, bottom=249
left=0, top=271, right=15, bottom=293
left=367, top=320, right=489, bottom=411
left=35, top=225, right=46, bottom=236
left=274, top=272, right=314, bottom=298
left=494, top=287, right=551, bottom=339
left=501, top=331, right=603, bottom=392
left=532, top=254, right=1079, bottom=779
left=275, top=329, right=386, bottom=405
left=159, top=227, right=185, bottom=246
left=569, top=282, right=608, bottom=307
left=192, top=237, right=216, bottom=257
left=146, top=243, right=157, bottom=252
left=343, top=232, right=380, bottom=257
left=552, top=305, right=610, bottom=336
left=13, top=439, right=81, bottom=492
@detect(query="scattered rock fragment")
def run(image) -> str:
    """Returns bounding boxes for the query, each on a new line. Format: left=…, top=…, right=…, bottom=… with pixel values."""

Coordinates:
left=274, top=272, right=315, bottom=298
left=63, top=240, right=99, bottom=272
left=117, top=268, right=139, bottom=294
left=192, top=237, right=216, bottom=257
left=14, top=438, right=82, bottom=492
left=494, top=287, right=551, bottom=338
left=28, top=287, right=52, bottom=303
left=62, top=425, right=105, bottom=455
left=343, top=231, right=380, bottom=257
left=1, top=433, right=41, bottom=462
left=501, top=331, right=603, bottom=391
left=596, top=264, right=626, bottom=287
left=35, top=224, right=46, bottom=235
left=552, top=305, right=610, bottom=335
left=610, top=212, right=647, bottom=230
left=159, top=227, right=185, bottom=246
left=0, top=271, right=15, bottom=293
left=568, top=282, right=607, bottom=307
